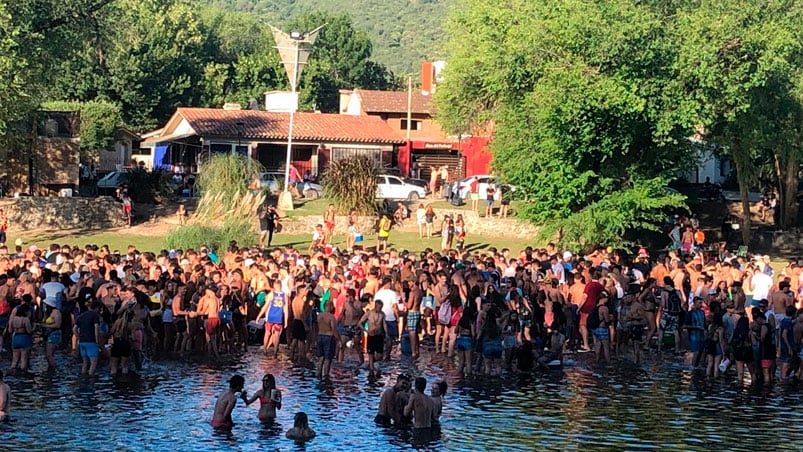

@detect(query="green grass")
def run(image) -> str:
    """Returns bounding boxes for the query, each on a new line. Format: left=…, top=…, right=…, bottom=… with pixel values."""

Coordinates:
left=14, top=228, right=530, bottom=255
left=9, top=231, right=165, bottom=253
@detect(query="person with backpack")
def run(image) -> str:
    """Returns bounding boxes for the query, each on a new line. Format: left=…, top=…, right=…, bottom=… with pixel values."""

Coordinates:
left=659, top=277, right=684, bottom=356
left=588, top=291, right=612, bottom=364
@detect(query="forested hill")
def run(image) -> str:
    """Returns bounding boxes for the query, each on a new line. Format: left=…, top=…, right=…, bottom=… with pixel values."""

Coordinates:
left=205, top=0, right=453, bottom=75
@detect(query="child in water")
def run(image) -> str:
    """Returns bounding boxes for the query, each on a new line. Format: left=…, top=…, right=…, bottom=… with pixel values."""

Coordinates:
left=242, top=373, right=282, bottom=422
left=286, top=412, right=316, bottom=441
left=210, top=375, right=245, bottom=430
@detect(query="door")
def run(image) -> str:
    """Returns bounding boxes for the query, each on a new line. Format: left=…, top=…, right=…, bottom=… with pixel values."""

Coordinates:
left=387, top=175, right=405, bottom=199
left=375, top=175, right=387, bottom=198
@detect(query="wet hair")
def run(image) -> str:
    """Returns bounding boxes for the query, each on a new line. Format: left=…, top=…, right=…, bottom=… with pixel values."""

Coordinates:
left=293, top=412, right=310, bottom=429
left=229, top=374, right=245, bottom=389
left=414, top=377, right=427, bottom=392
left=437, top=381, right=448, bottom=397
left=262, top=373, right=276, bottom=390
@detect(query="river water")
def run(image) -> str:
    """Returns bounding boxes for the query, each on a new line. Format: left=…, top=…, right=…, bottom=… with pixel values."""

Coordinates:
left=2, top=349, right=803, bottom=451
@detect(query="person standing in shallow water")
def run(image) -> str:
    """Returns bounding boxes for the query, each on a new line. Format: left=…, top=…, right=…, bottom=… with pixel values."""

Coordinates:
left=316, top=300, right=340, bottom=380
left=211, top=374, right=245, bottom=430
left=243, top=373, right=282, bottom=423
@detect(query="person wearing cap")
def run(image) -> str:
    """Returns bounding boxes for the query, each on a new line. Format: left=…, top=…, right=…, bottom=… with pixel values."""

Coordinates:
left=38, top=291, right=63, bottom=371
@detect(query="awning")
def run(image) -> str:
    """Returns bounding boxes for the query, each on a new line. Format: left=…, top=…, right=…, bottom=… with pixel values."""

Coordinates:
left=140, top=132, right=196, bottom=147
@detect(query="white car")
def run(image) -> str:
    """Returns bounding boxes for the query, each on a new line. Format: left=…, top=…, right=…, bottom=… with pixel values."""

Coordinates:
left=453, top=175, right=515, bottom=199
left=376, top=175, right=427, bottom=201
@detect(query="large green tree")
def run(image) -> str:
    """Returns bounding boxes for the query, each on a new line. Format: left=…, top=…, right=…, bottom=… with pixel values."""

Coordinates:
left=436, top=0, right=688, bottom=248
left=674, top=0, right=803, bottom=236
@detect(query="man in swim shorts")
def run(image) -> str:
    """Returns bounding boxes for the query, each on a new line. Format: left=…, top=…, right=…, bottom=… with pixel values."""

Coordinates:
left=316, top=300, right=340, bottom=380
left=211, top=374, right=245, bottom=430
left=360, top=299, right=387, bottom=377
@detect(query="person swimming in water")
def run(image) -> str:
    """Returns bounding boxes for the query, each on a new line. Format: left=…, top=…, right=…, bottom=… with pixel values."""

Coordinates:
left=210, top=374, right=245, bottom=430
left=243, top=373, right=282, bottom=423
left=286, top=411, right=316, bottom=441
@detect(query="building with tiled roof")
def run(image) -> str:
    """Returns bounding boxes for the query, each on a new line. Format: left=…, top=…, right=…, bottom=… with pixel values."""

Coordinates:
left=140, top=107, right=404, bottom=176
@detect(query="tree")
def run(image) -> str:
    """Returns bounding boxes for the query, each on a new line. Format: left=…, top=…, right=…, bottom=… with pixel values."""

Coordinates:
left=436, top=0, right=688, bottom=248
left=674, top=0, right=803, bottom=238
left=0, top=2, right=30, bottom=135
left=41, top=100, right=122, bottom=152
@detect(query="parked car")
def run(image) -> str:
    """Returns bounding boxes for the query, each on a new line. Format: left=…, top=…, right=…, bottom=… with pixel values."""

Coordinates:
left=376, top=175, right=427, bottom=201
left=259, top=172, right=323, bottom=199
left=452, top=175, right=516, bottom=199
left=378, top=168, right=429, bottom=193
left=96, top=170, right=131, bottom=196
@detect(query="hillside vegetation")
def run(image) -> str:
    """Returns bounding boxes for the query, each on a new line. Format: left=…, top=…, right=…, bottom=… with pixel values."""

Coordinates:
left=206, top=0, right=452, bottom=76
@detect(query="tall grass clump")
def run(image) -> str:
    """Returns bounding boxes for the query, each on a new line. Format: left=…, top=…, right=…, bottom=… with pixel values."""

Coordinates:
left=194, top=153, right=266, bottom=222
left=167, top=154, right=265, bottom=250
left=165, top=220, right=254, bottom=252
left=323, top=156, right=377, bottom=214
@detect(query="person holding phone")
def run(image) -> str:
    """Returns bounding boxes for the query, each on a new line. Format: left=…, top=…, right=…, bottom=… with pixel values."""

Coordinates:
left=242, top=373, right=282, bottom=423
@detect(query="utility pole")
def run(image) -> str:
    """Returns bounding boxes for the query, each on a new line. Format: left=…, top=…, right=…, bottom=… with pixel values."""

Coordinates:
left=406, top=76, right=413, bottom=141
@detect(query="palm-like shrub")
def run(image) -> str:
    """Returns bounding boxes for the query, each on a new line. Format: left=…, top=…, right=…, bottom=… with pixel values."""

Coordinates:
left=194, top=153, right=265, bottom=223
left=323, top=156, right=377, bottom=214
left=167, top=154, right=265, bottom=250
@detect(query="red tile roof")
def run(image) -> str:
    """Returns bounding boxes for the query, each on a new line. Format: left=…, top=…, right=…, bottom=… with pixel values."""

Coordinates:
left=176, top=108, right=404, bottom=144
left=353, top=89, right=436, bottom=115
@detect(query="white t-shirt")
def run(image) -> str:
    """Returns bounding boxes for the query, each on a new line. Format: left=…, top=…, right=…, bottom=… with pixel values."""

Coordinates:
left=751, top=272, right=773, bottom=300
left=375, top=288, right=400, bottom=321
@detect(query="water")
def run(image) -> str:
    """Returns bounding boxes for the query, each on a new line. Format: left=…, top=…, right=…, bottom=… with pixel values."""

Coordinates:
left=3, top=349, right=803, bottom=451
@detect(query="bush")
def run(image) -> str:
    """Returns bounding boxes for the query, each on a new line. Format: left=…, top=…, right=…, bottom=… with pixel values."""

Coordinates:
left=194, top=153, right=266, bottom=223
left=165, top=219, right=254, bottom=252
left=322, top=156, right=377, bottom=214
left=126, top=168, right=175, bottom=204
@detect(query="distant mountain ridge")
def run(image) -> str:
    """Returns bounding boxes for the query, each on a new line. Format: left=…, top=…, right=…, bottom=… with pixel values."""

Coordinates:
left=208, top=0, right=453, bottom=77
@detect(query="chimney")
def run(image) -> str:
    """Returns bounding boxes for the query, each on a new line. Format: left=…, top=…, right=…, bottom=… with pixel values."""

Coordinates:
left=421, top=61, right=434, bottom=95
left=222, top=102, right=242, bottom=111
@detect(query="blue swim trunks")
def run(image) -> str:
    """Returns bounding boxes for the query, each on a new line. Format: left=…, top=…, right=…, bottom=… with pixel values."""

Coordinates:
left=594, top=327, right=610, bottom=342
left=483, top=338, right=503, bottom=359
left=47, top=330, right=62, bottom=346
left=455, top=335, right=473, bottom=351
left=79, top=342, right=100, bottom=358
left=12, top=333, right=32, bottom=349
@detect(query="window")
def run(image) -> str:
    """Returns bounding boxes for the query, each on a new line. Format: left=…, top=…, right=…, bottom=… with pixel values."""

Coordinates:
left=332, top=147, right=384, bottom=167
left=210, top=143, right=231, bottom=154
left=388, top=176, right=403, bottom=185
left=400, top=119, right=422, bottom=131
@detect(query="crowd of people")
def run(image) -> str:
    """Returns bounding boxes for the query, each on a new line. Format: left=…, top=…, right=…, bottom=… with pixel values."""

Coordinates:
left=0, top=214, right=802, bottom=434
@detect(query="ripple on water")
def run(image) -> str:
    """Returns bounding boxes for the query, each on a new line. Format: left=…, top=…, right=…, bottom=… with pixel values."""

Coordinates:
left=2, top=350, right=803, bottom=450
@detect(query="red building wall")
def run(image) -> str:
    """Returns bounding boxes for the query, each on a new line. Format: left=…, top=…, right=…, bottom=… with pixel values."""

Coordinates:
left=461, top=136, right=492, bottom=177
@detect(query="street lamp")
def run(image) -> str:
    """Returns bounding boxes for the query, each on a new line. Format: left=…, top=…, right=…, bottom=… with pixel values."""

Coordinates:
left=270, top=24, right=325, bottom=210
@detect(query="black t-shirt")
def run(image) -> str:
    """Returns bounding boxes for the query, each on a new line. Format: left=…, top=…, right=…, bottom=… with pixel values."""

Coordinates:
left=75, top=310, right=100, bottom=343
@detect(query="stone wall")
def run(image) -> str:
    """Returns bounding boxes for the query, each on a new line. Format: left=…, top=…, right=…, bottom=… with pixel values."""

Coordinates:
left=7, top=196, right=126, bottom=230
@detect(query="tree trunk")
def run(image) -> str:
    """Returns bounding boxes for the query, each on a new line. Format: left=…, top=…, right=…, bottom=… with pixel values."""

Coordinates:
left=776, top=151, right=800, bottom=230
left=732, top=141, right=752, bottom=246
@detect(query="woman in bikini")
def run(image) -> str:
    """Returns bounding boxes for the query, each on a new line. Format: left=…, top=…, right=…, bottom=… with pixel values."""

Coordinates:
left=243, top=373, right=282, bottom=423
left=9, top=304, right=33, bottom=372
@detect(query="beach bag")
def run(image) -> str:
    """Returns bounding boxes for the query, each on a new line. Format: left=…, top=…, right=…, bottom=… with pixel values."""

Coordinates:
left=437, top=302, right=452, bottom=325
